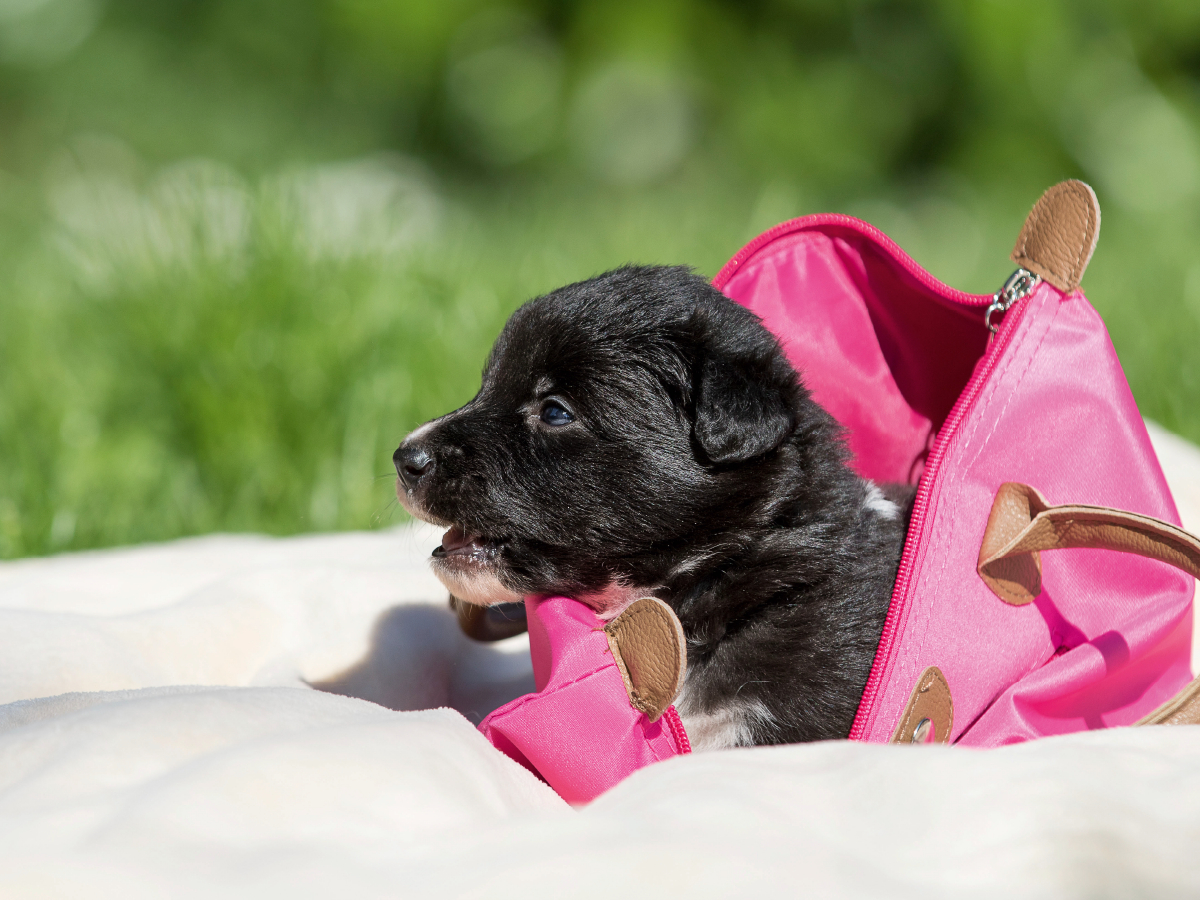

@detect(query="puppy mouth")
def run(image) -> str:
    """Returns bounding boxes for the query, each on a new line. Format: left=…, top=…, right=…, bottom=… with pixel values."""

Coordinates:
left=429, top=525, right=522, bottom=607
left=396, top=481, right=520, bottom=604
left=432, top=525, right=504, bottom=562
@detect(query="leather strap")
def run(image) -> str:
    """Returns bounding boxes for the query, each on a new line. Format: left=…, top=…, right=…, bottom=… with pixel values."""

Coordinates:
left=969, top=481, right=1200, bottom=736
left=1011, top=180, right=1101, bottom=293
left=450, top=595, right=529, bottom=642
left=978, top=482, right=1200, bottom=606
left=890, top=666, right=954, bottom=745
left=1135, top=674, right=1200, bottom=726
left=604, top=597, right=687, bottom=722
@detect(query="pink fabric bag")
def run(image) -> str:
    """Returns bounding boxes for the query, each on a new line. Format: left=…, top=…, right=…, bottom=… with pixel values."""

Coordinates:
left=478, top=180, right=1199, bottom=800
left=713, top=181, right=1195, bottom=746
left=480, top=596, right=690, bottom=805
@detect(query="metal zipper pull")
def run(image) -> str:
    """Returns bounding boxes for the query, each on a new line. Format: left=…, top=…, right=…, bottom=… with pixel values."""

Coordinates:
left=985, top=268, right=1040, bottom=333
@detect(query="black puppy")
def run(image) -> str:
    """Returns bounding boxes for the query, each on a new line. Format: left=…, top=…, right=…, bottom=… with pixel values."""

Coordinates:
left=395, top=265, right=912, bottom=749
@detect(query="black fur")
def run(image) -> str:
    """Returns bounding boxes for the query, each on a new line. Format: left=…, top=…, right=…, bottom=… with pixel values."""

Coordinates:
left=395, top=265, right=912, bottom=745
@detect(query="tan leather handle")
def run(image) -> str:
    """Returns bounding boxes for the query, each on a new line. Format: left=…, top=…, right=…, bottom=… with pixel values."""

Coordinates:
left=450, top=595, right=529, bottom=641
left=977, top=482, right=1200, bottom=729
left=1011, top=180, right=1100, bottom=293
left=978, top=482, right=1200, bottom=605
left=604, top=597, right=687, bottom=722
left=1136, top=674, right=1200, bottom=726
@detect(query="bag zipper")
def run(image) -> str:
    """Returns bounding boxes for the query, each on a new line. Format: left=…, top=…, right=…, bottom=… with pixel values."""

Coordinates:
left=985, top=268, right=1040, bottom=334
left=713, top=214, right=990, bottom=308
left=848, top=268, right=1039, bottom=741
left=712, top=217, right=1046, bottom=742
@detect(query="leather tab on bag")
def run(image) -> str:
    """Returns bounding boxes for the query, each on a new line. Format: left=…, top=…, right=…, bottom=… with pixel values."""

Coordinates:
left=978, top=482, right=1200, bottom=605
left=450, top=595, right=529, bottom=642
left=605, top=597, right=687, bottom=722
left=978, top=482, right=1049, bottom=604
left=1011, top=180, right=1101, bottom=293
left=1135, top=674, right=1200, bottom=726
left=890, top=666, right=953, bottom=745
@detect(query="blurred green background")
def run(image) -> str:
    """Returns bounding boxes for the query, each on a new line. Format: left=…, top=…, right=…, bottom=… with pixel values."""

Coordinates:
left=2, top=0, right=1199, bottom=558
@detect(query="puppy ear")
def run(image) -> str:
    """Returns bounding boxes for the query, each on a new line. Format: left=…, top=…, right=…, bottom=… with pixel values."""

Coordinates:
left=692, top=350, right=797, bottom=465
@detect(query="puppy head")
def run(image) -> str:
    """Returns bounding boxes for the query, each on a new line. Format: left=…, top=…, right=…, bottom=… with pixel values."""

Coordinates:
left=394, top=265, right=811, bottom=609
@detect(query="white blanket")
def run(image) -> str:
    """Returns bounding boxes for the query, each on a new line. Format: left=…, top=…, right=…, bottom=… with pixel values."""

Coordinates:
left=1, top=423, right=1198, bottom=898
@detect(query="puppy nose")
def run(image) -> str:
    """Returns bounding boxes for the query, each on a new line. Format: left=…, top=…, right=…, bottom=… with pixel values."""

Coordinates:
left=395, top=444, right=434, bottom=489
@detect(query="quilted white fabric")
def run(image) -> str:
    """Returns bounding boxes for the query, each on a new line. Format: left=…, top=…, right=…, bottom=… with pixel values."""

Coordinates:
left=0, top=423, right=1197, bottom=898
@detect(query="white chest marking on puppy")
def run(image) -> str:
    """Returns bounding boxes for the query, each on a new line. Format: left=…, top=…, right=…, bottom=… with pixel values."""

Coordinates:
left=863, top=482, right=899, bottom=520
left=675, top=683, right=778, bottom=751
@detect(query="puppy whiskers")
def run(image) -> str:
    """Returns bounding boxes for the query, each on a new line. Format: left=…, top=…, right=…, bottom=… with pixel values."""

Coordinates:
left=734, top=680, right=768, bottom=697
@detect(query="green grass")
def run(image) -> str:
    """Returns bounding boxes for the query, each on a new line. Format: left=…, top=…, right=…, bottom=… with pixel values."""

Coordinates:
left=0, top=160, right=762, bottom=557
left=4, top=0, right=1200, bottom=558
left=3, top=152, right=1200, bottom=559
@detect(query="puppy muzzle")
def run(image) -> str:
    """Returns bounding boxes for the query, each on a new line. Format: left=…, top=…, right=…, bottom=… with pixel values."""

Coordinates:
left=394, top=444, right=433, bottom=491
left=393, top=429, right=521, bottom=607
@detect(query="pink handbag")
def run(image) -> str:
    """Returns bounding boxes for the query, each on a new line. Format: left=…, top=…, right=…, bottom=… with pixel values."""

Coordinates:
left=479, top=595, right=690, bottom=805
left=476, top=180, right=1200, bottom=801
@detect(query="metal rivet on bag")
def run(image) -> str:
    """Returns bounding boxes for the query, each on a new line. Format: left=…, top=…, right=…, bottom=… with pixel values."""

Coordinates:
left=910, top=717, right=933, bottom=744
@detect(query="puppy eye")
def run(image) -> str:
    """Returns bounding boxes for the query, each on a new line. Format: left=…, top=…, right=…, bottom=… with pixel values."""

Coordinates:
left=539, top=401, right=574, bottom=427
